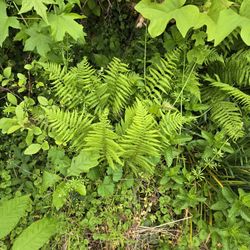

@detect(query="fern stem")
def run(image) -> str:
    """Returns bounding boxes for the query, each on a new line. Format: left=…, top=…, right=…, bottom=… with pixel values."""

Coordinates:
left=173, top=62, right=197, bottom=106
left=143, top=25, right=147, bottom=85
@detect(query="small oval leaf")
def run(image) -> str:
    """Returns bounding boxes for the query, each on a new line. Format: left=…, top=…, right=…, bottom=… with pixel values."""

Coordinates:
left=7, top=93, right=17, bottom=105
left=24, top=144, right=42, bottom=155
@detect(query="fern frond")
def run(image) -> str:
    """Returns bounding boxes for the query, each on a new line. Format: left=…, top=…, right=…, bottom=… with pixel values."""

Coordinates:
left=160, top=111, right=195, bottom=148
left=84, top=110, right=124, bottom=169
left=210, top=81, right=250, bottom=110
left=179, top=69, right=201, bottom=101
left=82, top=110, right=123, bottom=169
left=40, top=62, right=66, bottom=81
left=42, top=107, right=92, bottom=150
left=96, top=58, right=134, bottom=116
left=119, top=101, right=161, bottom=174
left=219, top=29, right=240, bottom=54
left=145, top=48, right=181, bottom=102
left=208, top=49, right=250, bottom=87
left=203, top=47, right=224, bottom=65
left=115, top=106, right=136, bottom=136
left=42, top=58, right=100, bottom=109
left=210, top=101, right=244, bottom=140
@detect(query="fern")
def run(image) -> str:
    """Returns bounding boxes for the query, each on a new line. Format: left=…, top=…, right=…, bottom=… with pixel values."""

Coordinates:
left=160, top=111, right=183, bottom=150
left=119, top=101, right=161, bottom=174
left=84, top=110, right=124, bottom=169
left=210, top=81, right=250, bottom=110
left=210, top=101, right=244, bottom=140
left=177, top=68, right=201, bottom=101
left=39, top=62, right=66, bottom=81
left=208, top=49, right=250, bottom=87
left=41, top=58, right=99, bottom=109
left=219, top=29, right=240, bottom=53
left=42, top=107, right=92, bottom=151
left=202, top=47, right=224, bottom=65
left=145, top=48, right=181, bottom=102
left=159, top=111, right=195, bottom=149
left=98, top=58, right=134, bottom=115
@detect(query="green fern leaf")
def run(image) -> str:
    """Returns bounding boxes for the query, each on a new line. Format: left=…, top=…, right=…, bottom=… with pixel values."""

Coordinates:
left=12, top=217, right=58, bottom=250
left=40, top=61, right=66, bottom=81
left=208, top=50, right=250, bottom=87
left=41, top=58, right=99, bottom=109
left=84, top=110, right=124, bottom=169
left=211, top=81, right=250, bottom=110
left=100, top=58, right=134, bottom=115
left=0, top=196, right=30, bottom=239
left=146, top=48, right=180, bottom=102
left=210, top=101, right=244, bottom=140
left=120, top=101, right=161, bottom=174
left=43, top=107, right=92, bottom=150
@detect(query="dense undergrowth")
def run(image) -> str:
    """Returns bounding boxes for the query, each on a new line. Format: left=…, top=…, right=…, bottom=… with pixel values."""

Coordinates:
left=1, top=0, right=250, bottom=249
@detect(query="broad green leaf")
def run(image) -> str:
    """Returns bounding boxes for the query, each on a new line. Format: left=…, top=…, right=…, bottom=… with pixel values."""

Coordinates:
left=228, top=201, right=241, bottom=218
left=206, top=9, right=241, bottom=45
left=97, top=176, right=115, bottom=197
left=3, top=67, right=12, bottom=78
left=191, top=31, right=206, bottom=46
left=41, top=141, right=49, bottom=150
left=24, top=144, right=42, bottom=155
left=15, top=106, right=24, bottom=121
left=239, top=0, right=250, bottom=45
left=222, top=187, right=236, bottom=203
left=207, top=0, right=233, bottom=21
left=0, top=118, right=17, bottom=134
left=210, top=200, right=228, bottom=210
left=7, top=93, right=17, bottom=105
left=12, top=217, right=58, bottom=250
left=48, top=13, right=85, bottom=42
left=52, top=180, right=86, bottom=210
left=52, top=182, right=69, bottom=210
left=239, top=188, right=250, bottom=208
left=19, top=0, right=55, bottom=24
left=41, top=171, right=61, bottom=191
left=67, top=150, right=99, bottom=176
left=135, top=0, right=200, bottom=38
left=7, top=125, right=22, bottom=134
left=32, top=126, right=42, bottom=135
left=242, top=195, right=250, bottom=208
left=240, top=207, right=250, bottom=222
left=23, top=23, right=52, bottom=57
left=37, top=96, right=48, bottom=106
left=0, top=195, right=30, bottom=239
left=240, top=0, right=250, bottom=17
left=67, top=0, right=80, bottom=6
left=25, top=130, right=34, bottom=145
left=47, top=147, right=70, bottom=174
left=0, top=0, right=20, bottom=46
left=107, top=166, right=123, bottom=182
